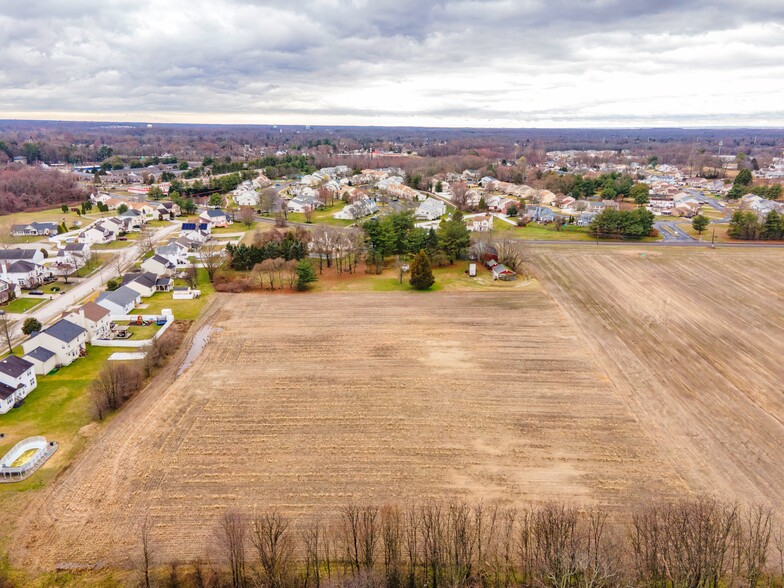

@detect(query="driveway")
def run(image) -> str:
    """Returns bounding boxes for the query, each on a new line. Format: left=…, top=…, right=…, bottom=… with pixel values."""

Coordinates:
left=654, top=221, right=695, bottom=242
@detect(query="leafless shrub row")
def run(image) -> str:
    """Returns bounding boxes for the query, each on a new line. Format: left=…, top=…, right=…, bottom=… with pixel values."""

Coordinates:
left=134, top=497, right=784, bottom=588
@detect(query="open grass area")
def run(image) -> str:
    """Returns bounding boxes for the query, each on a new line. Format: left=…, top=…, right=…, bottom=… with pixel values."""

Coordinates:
left=499, top=223, right=596, bottom=241
left=0, top=345, right=118, bottom=498
left=1, top=297, right=45, bottom=313
left=143, top=268, right=214, bottom=320
left=124, top=323, right=161, bottom=339
left=311, top=260, right=532, bottom=293
left=676, top=222, right=732, bottom=242
left=262, top=203, right=356, bottom=227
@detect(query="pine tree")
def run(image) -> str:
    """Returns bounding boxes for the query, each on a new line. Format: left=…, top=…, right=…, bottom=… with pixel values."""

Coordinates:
left=409, top=250, right=435, bottom=290
left=295, top=260, right=317, bottom=291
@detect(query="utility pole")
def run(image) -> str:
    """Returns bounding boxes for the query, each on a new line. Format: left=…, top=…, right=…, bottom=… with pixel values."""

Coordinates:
left=711, top=226, right=716, bottom=248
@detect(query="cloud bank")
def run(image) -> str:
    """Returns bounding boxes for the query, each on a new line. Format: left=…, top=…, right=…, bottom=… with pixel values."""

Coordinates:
left=1, top=0, right=783, bottom=127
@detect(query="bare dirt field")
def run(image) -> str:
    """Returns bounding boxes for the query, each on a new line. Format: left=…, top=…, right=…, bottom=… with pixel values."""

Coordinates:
left=11, top=246, right=784, bottom=569
left=529, top=246, right=784, bottom=506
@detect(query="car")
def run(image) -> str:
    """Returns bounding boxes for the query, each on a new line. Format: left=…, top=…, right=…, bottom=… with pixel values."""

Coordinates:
left=118, top=237, right=128, bottom=241
left=29, top=290, right=44, bottom=295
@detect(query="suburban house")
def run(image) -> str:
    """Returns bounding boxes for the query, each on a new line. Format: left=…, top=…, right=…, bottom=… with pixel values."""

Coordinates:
left=96, top=285, right=142, bottom=315
left=10, top=222, right=59, bottom=237
left=181, top=222, right=211, bottom=245
left=122, top=272, right=158, bottom=297
left=414, top=197, right=447, bottom=220
left=0, top=248, right=46, bottom=265
left=118, top=209, right=145, bottom=230
left=485, top=195, right=518, bottom=213
left=78, top=224, right=114, bottom=245
left=288, top=194, right=323, bottom=213
left=155, top=241, right=189, bottom=266
left=741, top=194, right=784, bottom=216
left=66, top=301, right=112, bottom=342
left=333, top=196, right=378, bottom=220
left=525, top=205, right=561, bottom=224
left=465, top=214, right=494, bottom=232
left=156, top=201, right=181, bottom=219
left=0, top=355, right=37, bottom=414
left=0, top=279, right=20, bottom=305
left=1, top=260, right=46, bottom=289
left=576, top=212, right=598, bottom=226
left=200, top=208, right=230, bottom=228
left=22, top=347, right=57, bottom=376
left=141, top=254, right=176, bottom=277
left=22, top=318, right=88, bottom=369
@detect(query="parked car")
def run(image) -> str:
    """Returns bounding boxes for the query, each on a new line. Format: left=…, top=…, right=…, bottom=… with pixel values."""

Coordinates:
left=29, top=290, right=44, bottom=295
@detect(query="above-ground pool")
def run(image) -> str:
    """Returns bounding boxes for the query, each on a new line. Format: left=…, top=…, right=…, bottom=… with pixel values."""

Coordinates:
left=0, top=436, right=58, bottom=482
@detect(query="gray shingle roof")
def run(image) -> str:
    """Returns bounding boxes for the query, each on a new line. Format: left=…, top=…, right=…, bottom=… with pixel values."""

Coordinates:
left=41, top=318, right=86, bottom=344
left=0, top=354, right=33, bottom=378
left=24, top=346, right=56, bottom=363
left=97, top=285, right=140, bottom=308
left=0, top=249, right=38, bottom=261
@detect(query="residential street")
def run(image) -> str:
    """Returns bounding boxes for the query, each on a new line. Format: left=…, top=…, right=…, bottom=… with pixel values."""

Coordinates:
left=8, top=222, right=180, bottom=343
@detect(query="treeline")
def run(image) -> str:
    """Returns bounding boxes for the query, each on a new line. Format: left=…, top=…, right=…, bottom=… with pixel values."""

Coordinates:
left=126, top=497, right=783, bottom=588
left=226, top=231, right=309, bottom=271
left=543, top=172, right=636, bottom=199
left=0, top=165, right=86, bottom=214
left=726, top=169, right=783, bottom=200
left=364, top=211, right=470, bottom=270
left=589, top=208, right=655, bottom=240
left=169, top=171, right=255, bottom=198
left=729, top=210, right=784, bottom=240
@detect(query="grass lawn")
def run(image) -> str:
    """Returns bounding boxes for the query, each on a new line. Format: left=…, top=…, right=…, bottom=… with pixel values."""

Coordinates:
left=312, top=261, right=534, bottom=293
left=1, top=297, right=45, bottom=313
left=262, top=203, right=356, bottom=227
left=143, top=268, right=214, bottom=320
left=92, top=239, right=135, bottom=250
left=211, top=223, right=252, bottom=234
left=0, top=345, right=118, bottom=497
left=124, top=323, right=161, bottom=339
left=676, top=222, right=732, bottom=242
left=498, top=223, right=595, bottom=241
left=74, top=252, right=111, bottom=277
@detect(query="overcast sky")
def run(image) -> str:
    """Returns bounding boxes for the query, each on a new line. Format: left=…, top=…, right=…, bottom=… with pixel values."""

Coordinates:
left=1, top=0, right=783, bottom=128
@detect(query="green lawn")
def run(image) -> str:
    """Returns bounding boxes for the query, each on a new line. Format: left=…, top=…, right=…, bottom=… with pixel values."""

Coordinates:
left=0, top=346, right=118, bottom=496
left=1, top=297, right=45, bottom=313
left=498, top=223, right=595, bottom=241
left=262, top=203, right=356, bottom=227
left=92, top=239, right=134, bottom=250
left=143, top=268, right=214, bottom=320
left=124, top=323, right=161, bottom=339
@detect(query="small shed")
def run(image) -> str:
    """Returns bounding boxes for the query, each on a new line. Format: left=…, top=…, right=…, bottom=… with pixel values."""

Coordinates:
left=23, top=347, right=57, bottom=376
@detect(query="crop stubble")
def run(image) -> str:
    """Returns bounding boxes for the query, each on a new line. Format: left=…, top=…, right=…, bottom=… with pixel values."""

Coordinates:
left=15, top=247, right=784, bottom=567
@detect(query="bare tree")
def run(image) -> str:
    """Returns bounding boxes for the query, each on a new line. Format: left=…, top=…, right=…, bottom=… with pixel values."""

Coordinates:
left=259, top=188, right=279, bottom=215
left=451, top=182, right=469, bottom=210
left=250, top=510, right=294, bottom=588
left=138, top=227, right=156, bottom=258
left=215, top=511, right=248, bottom=588
left=198, top=244, right=224, bottom=283
left=238, top=206, right=255, bottom=228
left=492, top=238, right=527, bottom=274
left=137, top=516, right=155, bottom=588
left=0, top=314, right=15, bottom=355
left=90, top=362, right=144, bottom=419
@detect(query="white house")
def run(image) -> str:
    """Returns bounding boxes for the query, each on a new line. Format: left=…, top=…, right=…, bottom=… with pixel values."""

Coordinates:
left=333, top=196, right=378, bottom=220
left=466, top=214, right=494, bottom=232
left=10, top=222, right=59, bottom=237
left=22, top=318, right=88, bottom=368
left=155, top=241, right=189, bottom=266
left=96, top=285, right=142, bottom=315
left=288, top=194, right=323, bottom=213
left=22, top=347, right=57, bottom=376
left=200, top=209, right=230, bottom=228
left=1, top=260, right=46, bottom=289
left=415, top=197, right=447, bottom=220
left=0, top=355, right=37, bottom=414
left=122, top=272, right=158, bottom=297
left=141, top=254, right=176, bottom=277
left=66, top=302, right=112, bottom=342
left=181, top=222, right=211, bottom=245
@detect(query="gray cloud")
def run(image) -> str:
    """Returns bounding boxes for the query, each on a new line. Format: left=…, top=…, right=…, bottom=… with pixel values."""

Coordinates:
left=1, top=0, right=783, bottom=126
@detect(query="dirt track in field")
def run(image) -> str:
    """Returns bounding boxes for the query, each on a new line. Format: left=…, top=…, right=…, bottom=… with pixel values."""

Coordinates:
left=12, top=246, right=784, bottom=568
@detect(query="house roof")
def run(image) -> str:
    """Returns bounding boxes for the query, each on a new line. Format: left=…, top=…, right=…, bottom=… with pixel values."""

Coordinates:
left=6, top=260, right=39, bottom=274
left=156, top=277, right=172, bottom=286
left=0, top=248, right=38, bottom=261
left=122, top=272, right=157, bottom=289
left=202, top=208, right=227, bottom=218
left=146, top=254, right=174, bottom=268
left=38, top=318, right=86, bottom=344
left=80, top=301, right=111, bottom=323
left=64, top=243, right=88, bottom=251
left=97, top=285, right=140, bottom=308
left=23, top=346, right=56, bottom=363
left=181, top=222, right=197, bottom=231
left=0, top=381, right=16, bottom=401
left=0, top=354, right=34, bottom=378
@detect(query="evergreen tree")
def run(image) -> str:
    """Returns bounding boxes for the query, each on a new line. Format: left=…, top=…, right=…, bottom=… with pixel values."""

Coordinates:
left=733, top=168, right=752, bottom=187
left=296, top=260, right=318, bottom=291
left=409, top=250, right=435, bottom=290
left=22, top=318, right=42, bottom=335
left=763, top=210, right=783, bottom=240
left=691, top=215, right=710, bottom=236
